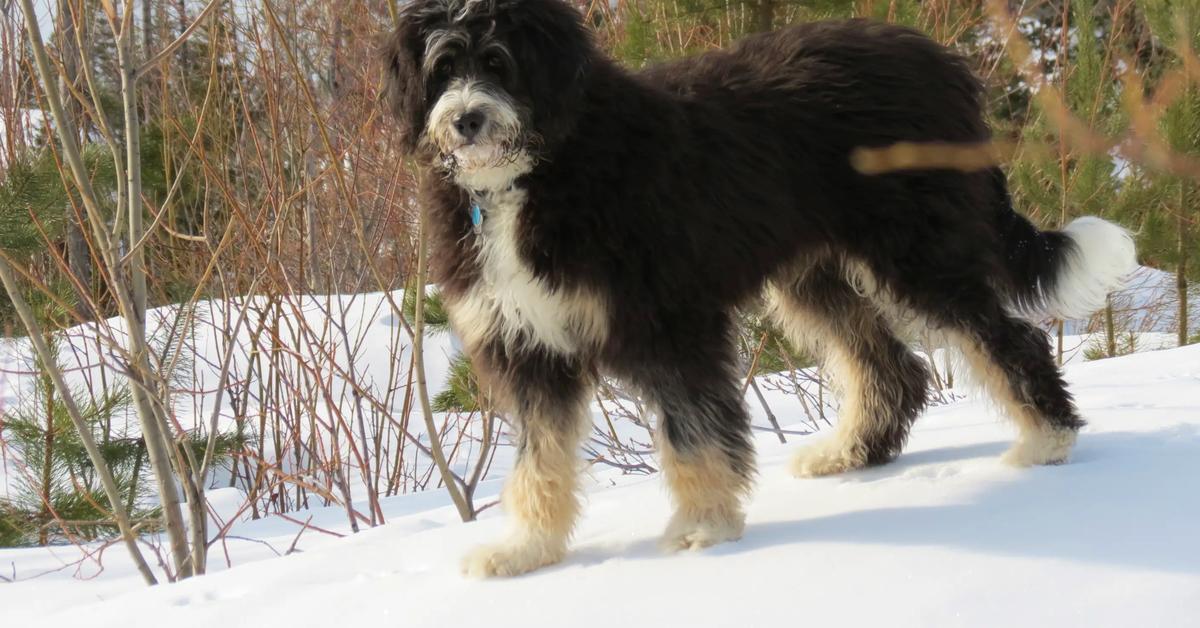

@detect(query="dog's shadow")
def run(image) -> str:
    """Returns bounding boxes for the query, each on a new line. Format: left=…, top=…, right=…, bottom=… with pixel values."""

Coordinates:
left=570, top=426, right=1200, bottom=576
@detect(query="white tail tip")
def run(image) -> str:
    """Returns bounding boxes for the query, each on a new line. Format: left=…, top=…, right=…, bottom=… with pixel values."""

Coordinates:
left=1045, top=216, right=1138, bottom=320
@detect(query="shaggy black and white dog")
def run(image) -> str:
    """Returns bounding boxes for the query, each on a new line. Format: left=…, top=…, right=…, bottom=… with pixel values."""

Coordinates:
left=383, top=0, right=1136, bottom=577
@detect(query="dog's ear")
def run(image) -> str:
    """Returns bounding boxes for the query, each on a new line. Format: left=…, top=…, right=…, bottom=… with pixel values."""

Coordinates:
left=506, top=0, right=595, bottom=148
left=381, top=11, right=428, bottom=154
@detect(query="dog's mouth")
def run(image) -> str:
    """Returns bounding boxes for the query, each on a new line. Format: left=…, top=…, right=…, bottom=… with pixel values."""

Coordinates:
left=444, top=141, right=527, bottom=173
left=450, top=143, right=506, bottom=168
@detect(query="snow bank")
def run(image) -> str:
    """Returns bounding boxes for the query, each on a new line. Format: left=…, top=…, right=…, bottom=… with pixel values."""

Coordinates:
left=1, top=343, right=1197, bottom=627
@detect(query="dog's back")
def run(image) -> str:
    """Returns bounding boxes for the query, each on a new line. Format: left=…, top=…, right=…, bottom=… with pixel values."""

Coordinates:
left=640, top=20, right=987, bottom=146
left=639, top=21, right=1132, bottom=321
left=619, top=20, right=1003, bottom=307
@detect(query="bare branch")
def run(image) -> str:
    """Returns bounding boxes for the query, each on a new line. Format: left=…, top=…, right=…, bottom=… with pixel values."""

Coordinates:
left=134, top=0, right=225, bottom=79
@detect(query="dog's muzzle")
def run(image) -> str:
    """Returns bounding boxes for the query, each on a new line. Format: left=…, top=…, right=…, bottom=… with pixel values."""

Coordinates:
left=426, top=79, right=524, bottom=169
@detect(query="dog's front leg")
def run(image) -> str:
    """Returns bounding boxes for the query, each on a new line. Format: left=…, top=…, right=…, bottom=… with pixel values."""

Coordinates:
left=462, top=348, right=594, bottom=578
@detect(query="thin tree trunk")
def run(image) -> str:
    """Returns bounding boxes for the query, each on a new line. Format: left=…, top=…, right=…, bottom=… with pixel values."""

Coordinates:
left=126, top=438, right=145, bottom=514
left=176, top=439, right=208, bottom=575
left=1105, top=296, right=1117, bottom=357
left=749, top=378, right=786, bottom=443
left=1179, top=183, right=1190, bottom=347
left=812, top=365, right=827, bottom=424
left=39, top=366, right=55, bottom=546
left=176, top=0, right=189, bottom=69
left=117, top=7, right=193, bottom=580
left=143, top=0, right=153, bottom=54
left=1057, top=320, right=1064, bottom=365
left=945, top=352, right=954, bottom=388
left=413, top=180, right=474, bottom=522
left=302, top=141, right=321, bottom=292
left=140, top=0, right=154, bottom=120
left=57, top=0, right=93, bottom=321
left=754, top=0, right=775, bottom=32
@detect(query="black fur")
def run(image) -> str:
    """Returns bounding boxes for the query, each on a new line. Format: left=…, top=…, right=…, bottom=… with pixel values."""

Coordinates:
left=383, top=0, right=1085, bottom=525
left=989, top=167, right=1077, bottom=314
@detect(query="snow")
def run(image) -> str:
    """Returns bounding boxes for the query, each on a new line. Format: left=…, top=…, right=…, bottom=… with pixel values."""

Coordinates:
left=1062, top=265, right=1198, bottom=337
left=1, top=338, right=1198, bottom=626
left=0, top=291, right=462, bottom=501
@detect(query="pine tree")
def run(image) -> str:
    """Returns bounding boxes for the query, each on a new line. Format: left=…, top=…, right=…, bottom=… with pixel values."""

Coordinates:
left=0, top=333, right=139, bottom=545
left=1134, top=0, right=1200, bottom=345
left=1006, top=0, right=1128, bottom=360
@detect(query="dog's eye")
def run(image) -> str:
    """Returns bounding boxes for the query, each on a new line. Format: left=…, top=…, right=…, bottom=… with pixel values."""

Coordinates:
left=433, top=58, right=454, bottom=79
left=484, top=53, right=505, bottom=72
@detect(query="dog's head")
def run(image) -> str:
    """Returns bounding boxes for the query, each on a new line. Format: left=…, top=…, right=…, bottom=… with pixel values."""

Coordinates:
left=383, top=0, right=594, bottom=187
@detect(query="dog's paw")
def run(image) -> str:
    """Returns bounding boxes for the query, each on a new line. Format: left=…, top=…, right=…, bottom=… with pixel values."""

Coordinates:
left=461, top=538, right=564, bottom=578
left=659, top=509, right=745, bottom=552
left=790, top=440, right=866, bottom=477
left=1002, top=427, right=1077, bottom=467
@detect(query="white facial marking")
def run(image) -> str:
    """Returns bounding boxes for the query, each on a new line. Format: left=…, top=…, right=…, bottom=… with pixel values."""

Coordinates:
left=425, top=79, right=524, bottom=185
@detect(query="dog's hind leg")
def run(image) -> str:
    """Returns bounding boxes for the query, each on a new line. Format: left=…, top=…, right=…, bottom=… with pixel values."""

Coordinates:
left=937, top=302, right=1083, bottom=466
left=767, top=259, right=930, bottom=477
left=633, top=320, right=755, bottom=552
left=461, top=345, right=595, bottom=578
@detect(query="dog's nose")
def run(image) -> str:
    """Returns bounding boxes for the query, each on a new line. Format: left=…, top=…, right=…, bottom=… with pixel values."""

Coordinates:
left=453, top=111, right=486, bottom=141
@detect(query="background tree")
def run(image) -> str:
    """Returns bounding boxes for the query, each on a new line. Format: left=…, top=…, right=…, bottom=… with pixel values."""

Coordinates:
left=1132, top=0, right=1200, bottom=345
left=1005, top=0, right=1130, bottom=360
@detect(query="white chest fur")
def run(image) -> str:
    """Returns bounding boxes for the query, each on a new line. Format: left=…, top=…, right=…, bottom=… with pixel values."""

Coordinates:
left=448, top=186, right=607, bottom=356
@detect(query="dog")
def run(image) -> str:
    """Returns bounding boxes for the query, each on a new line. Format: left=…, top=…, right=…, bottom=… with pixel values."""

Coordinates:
left=382, top=0, right=1137, bottom=578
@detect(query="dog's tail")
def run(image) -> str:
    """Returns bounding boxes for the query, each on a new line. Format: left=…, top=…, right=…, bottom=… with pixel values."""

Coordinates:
left=990, top=169, right=1137, bottom=320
